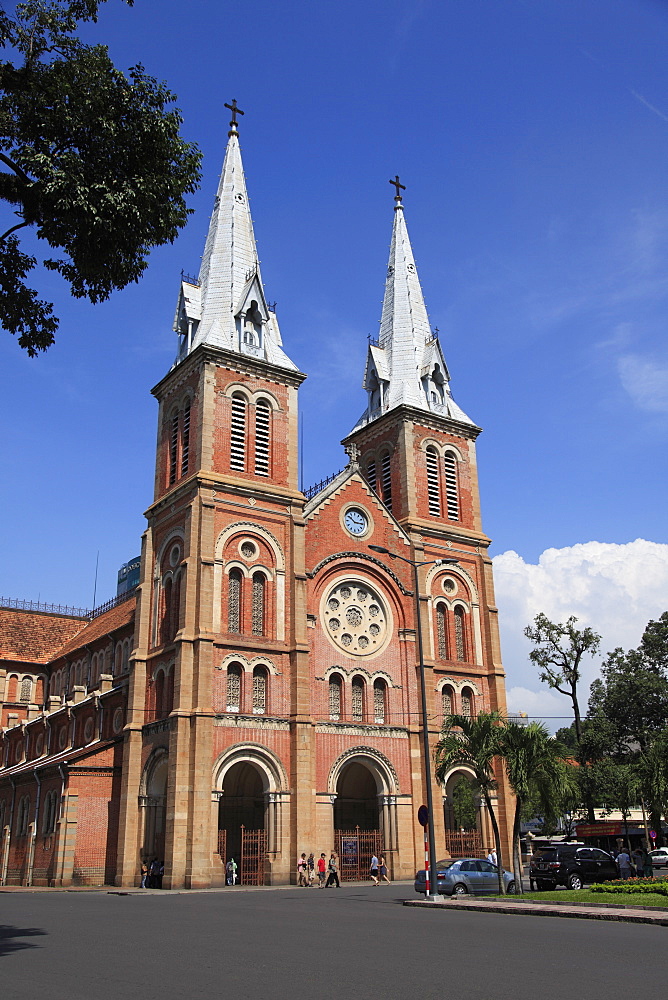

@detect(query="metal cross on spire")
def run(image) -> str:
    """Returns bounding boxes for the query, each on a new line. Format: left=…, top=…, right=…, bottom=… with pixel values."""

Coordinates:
left=389, top=175, right=406, bottom=202
left=224, top=99, right=245, bottom=134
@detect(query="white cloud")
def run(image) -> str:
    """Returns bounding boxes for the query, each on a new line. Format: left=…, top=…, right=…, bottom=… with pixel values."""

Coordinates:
left=617, top=353, right=668, bottom=412
left=492, top=540, right=668, bottom=730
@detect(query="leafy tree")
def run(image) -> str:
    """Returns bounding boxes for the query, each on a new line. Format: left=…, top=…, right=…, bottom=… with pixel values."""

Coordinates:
left=498, top=721, right=575, bottom=893
left=0, top=1, right=201, bottom=353
left=435, top=712, right=507, bottom=894
left=451, top=776, right=478, bottom=831
left=524, top=613, right=601, bottom=741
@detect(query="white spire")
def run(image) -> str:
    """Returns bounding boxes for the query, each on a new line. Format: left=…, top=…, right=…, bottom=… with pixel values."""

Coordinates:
left=353, top=183, right=475, bottom=430
left=172, top=106, right=297, bottom=371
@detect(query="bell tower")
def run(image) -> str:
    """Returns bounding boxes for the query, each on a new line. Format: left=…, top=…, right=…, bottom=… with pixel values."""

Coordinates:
left=116, top=104, right=308, bottom=889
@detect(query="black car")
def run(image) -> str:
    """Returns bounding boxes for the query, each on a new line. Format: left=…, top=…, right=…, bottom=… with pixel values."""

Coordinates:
left=530, top=845, right=618, bottom=891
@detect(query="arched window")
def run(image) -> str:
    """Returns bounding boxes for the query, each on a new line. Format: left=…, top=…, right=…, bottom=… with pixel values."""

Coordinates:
left=380, top=451, right=392, bottom=510
left=329, top=674, right=342, bottom=721
left=122, top=641, right=130, bottom=673
left=443, top=451, right=460, bottom=520
left=163, top=669, right=174, bottom=717
left=228, top=569, right=242, bottom=633
left=181, top=399, right=191, bottom=477
left=20, top=676, right=32, bottom=703
left=226, top=663, right=242, bottom=713
left=426, top=447, right=441, bottom=516
left=461, top=687, right=473, bottom=718
left=230, top=393, right=247, bottom=471
left=169, top=408, right=179, bottom=485
left=254, top=399, right=271, bottom=476
left=442, top=685, right=454, bottom=719
left=18, top=796, right=30, bottom=836
left=43, top=790, right=58, bottom=835
left=365, top=458, right=377, bottom=494
left=154, top=670, right=165, bottom=720
left=7, top=675, right=17, bottom=702
left=172, top=572, right=182, bottom=638
left=351, top=676, right=365, bottom=722
left=454, top=606, right=467, bottom=661
left=373, top=679, right=386, bottom=724
left=115, top=644, right=123, bottom=676
left=161, top=578, right=173, bottom=646
left=251, top=573, right=265, bottom=636
left=35, top=676, right=45, bottom=704
left=252, top=667, right=267, bottom=715
left=436, top=603, right=448, bottom=659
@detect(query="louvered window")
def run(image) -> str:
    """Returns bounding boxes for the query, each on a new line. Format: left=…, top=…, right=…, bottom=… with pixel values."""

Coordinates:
left=461, top=688, right=473, bottom=717
left=329, top=674, right=342, bottom=720
left=228, top=570, right=242, bottom=633
left=454, top=606, right=466, bottom=661
left=373, top=680, right=386, bottom=724
left=227, top=664, right=242, bottom=712
left=380, top=452, right=392, bottom=510
left=255, top=399, right=270, bottom=476
left=252, top=667, right=267, bottom=714
left=251, top=573, right=265, bottom=636
left=442, top=686, right=453, bottom=718
left=436, top=603, right=448, bottom=658
left=444, top=451, right=459, bottom=520
left=366, top=459, right=377, bottom=493
left=181, top=400, right=191, bottom=477
left=169, top=410, right=179, bottom=485
left=352, top=676, right=364, bottom=722
left=230, top=394, right=247, bottom=471
left=426, top=447, right=441, bottom=516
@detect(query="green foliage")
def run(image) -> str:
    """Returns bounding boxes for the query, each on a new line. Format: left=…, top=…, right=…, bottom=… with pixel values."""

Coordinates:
left=451, top=776, right=477, bottom=830
left=590, top=879, right=668, bottom=895
left=0, top=0, right=201, bottom=352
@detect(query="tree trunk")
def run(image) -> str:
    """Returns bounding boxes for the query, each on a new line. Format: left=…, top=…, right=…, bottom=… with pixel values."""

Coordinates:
left=512, top=798, right=524, bottom=894
left=483, top=787, right=505, bottom=895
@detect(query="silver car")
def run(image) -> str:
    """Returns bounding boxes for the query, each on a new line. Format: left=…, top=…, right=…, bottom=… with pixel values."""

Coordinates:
left=414, top=857, right=516, bottom=896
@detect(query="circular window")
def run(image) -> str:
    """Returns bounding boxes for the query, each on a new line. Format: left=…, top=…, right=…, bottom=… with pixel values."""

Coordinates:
left=83, top=717, right=95, bottom=744
left=321, top=580, right=391, bottom=658
left=112, top=707, right=125, bottom=735
left=15, top=742, right=23, bottom=763
left=35, top=733, right=44, bottom=756
left=442, top=578, right=458, bottom=595
left=169, top=544, right=181, bottom=567
left=59, top=727, right=67, bottom=750
left=239, top=539, right=257, bottom=560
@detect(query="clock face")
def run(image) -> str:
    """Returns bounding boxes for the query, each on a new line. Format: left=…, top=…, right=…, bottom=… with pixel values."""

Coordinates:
left=344, top=508, right=368, bottom=536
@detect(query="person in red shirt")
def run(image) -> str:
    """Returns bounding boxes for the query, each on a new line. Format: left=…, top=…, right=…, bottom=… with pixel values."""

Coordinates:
left=317, top=852, right=327, bottom=887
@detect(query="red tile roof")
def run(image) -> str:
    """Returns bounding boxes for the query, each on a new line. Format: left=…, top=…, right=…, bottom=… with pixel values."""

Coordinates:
left=52, top=597, right=136, bottom=659
left=0, top=609, right=86, bottom=664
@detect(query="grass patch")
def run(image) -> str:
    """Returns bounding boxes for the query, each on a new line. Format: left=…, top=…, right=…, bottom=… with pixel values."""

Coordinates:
left=487, top=888, right=668, bottom=907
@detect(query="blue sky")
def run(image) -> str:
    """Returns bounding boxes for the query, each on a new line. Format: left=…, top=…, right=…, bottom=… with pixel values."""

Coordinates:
left=1, top=0, right=667, bottom=719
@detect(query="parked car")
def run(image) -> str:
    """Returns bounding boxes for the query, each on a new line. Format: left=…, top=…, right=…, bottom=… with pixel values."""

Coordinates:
left=414, top=858, right=515, bottom=896
left=530, top=845, right=618, bottom=890
left=649, top=848, right=668, bottom=868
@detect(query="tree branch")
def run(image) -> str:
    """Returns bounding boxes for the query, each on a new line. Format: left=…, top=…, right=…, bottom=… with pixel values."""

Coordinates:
left=0, top=220, right=31, bottom=240
left=0, top=152, right=32, bottom=186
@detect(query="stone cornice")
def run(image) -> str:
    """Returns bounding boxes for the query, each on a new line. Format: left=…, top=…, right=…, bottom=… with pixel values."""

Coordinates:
left=151, top=343, right=307, bottom=399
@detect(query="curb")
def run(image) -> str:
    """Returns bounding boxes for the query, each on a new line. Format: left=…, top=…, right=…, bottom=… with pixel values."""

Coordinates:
left=403, top=898, right=668, bottom=925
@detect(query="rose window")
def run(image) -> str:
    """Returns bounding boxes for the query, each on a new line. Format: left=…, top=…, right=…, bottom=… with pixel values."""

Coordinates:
left=322, top=580, right=389, bottom=657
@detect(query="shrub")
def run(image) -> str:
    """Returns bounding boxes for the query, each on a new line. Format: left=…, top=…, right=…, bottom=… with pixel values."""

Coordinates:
left=590, top=877, right=668, bottom=895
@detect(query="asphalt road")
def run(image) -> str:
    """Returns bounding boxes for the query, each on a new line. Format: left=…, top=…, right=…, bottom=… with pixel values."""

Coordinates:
left=1, top=883, right=666, bottom=1000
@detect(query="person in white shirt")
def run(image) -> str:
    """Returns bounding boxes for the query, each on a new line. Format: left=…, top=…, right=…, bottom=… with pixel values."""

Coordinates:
left=487, top=848, right=497, bottom=866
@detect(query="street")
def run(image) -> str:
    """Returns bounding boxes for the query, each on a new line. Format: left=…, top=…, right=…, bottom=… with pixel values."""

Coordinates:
left=1, top=883, right=665, bottom=999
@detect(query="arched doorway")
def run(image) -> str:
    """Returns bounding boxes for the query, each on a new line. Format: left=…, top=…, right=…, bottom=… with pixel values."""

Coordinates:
left=141, top=752, right=168, bottom=865
left=218, top=760, right=266, bottom=884
left=442, top=769, right=483, bottom=858
left=333, top=760, right=383, bottom=881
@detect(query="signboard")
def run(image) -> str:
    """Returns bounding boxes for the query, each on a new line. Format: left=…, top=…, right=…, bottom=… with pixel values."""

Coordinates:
left=417, top=805, right=429, bottom=827
left=575, top=823, right=623, bottom=837
left=650, top=830, right=657, bottom=841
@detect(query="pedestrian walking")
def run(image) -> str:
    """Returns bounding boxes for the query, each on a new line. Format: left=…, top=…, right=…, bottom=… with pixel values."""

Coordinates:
left=370, top=853, right=380, bottom=885
left=486, top=848, right=497, bottom=866
left=297, top=852, right=308, bottom=886
left=307, top=852, right=315, bottom=886
left=379, top=855, right=390, bottom=883
left=325, top=852, right=340, bottom=887
left=149, top=857, right=160, bottom=888
left=617, top=849, right=633, bottom=879
left=140, top=860, right=148, bottom=888
left=317, top=852, right=327, bottom=887
left=226, top=858, right=238, bottom=885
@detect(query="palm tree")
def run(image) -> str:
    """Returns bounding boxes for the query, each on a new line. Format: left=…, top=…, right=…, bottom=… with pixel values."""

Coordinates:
left=499, top=721, right=574, bottom=893
left=435, top=712, right=507, bottom=894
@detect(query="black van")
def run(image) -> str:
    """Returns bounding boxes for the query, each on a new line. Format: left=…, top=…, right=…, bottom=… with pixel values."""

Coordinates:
left=530, top=845, right=618, bottom=890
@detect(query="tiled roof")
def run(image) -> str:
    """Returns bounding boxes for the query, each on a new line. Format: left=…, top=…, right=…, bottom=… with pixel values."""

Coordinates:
left=0, top=609, right=85, bottom=664
left=53, top=597, right=136, bottom=659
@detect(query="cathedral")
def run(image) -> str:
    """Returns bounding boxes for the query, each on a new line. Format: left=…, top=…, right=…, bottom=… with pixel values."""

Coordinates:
left=0, top=109, right=514, bottom=888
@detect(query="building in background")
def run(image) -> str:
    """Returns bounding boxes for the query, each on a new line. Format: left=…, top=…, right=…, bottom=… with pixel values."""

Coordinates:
left=117, top=558, right=141, bottom=598
left=0, top=110, right=513, bottom=887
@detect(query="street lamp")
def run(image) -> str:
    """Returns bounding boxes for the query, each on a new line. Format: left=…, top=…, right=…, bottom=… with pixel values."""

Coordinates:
left=369, top=544, right=458, bottom=903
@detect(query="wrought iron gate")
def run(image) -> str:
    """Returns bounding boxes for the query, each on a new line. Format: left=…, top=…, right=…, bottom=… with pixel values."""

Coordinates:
left=444, top=830, right=483, bottom=858
left=217, top=829, right=227, bottom=861
left=335, top=827, right=383, bottom=882
left=239, top=825, right=267, bottom=885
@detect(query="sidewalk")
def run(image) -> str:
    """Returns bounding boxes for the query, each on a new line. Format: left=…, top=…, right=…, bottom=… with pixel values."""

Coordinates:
left=404, top=896, right=668, bottom=926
